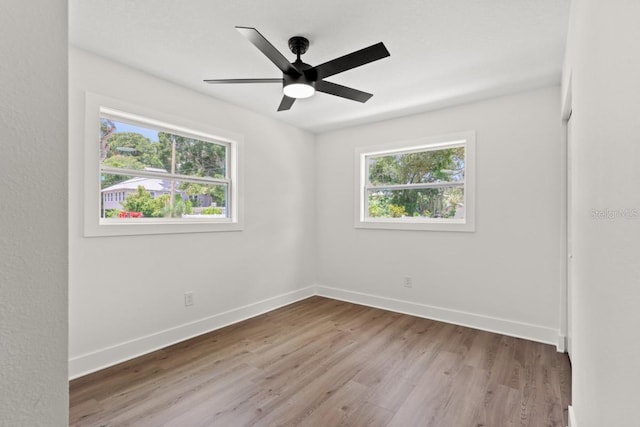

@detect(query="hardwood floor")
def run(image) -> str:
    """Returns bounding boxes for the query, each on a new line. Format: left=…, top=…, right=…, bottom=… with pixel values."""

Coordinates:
left=70, top=296, right=571, bottom=426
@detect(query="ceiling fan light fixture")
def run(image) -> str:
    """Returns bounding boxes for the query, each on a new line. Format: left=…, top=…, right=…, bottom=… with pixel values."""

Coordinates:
left=283, top=82, right=315, bottom=99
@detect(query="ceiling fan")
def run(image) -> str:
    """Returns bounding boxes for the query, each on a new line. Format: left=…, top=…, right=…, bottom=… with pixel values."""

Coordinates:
left=204, top=27, right=390, bottom=111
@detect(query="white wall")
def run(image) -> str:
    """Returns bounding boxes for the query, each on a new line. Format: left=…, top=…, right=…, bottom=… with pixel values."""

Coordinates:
left=68, top=48, right=317, bottom=377
left=564, top=1, right=640, bottom=425
left=316, top=87, right=563, bottom=345
left=0, top=1, right=68, bottom=425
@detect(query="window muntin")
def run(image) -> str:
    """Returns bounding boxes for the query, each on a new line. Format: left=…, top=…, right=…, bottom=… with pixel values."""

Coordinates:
left=356, top=132, right=475, bottom=231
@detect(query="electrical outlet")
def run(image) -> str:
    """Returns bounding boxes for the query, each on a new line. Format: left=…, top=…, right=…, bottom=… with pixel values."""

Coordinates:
left=184, top=291, right=194, bottom=307
left=403, top=276, right=413, bottom=288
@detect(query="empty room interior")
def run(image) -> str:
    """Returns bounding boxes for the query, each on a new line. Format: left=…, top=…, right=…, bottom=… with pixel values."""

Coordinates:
left=2, top=1, right=640, bottom=426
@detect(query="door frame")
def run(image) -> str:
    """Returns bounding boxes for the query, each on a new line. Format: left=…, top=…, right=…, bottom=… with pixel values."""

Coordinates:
left=560, top=74, right=573, bottom=358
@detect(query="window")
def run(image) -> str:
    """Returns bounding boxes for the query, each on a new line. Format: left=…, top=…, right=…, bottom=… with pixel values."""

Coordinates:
left=84, top=93, right=243, bottom=236
left=355, top=131, right=475, bottom=231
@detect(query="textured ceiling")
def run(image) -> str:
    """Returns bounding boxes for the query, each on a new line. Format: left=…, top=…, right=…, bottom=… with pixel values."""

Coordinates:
left=69, top=0, right=570, bottom=133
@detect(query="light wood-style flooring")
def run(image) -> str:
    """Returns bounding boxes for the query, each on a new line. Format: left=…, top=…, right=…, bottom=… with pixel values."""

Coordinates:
left=70, top=296, right=571, bottom=426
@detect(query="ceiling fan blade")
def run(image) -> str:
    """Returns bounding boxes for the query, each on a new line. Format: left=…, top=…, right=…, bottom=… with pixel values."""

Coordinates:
left=311, top=42, right=390, bottom=80
left=277, top=95, right=296, bottom=111
left=235, top=26, right=301, bottom=77
left=315, top=80, right=373, bottom=103
left=204, top=78, right=283, bottom=84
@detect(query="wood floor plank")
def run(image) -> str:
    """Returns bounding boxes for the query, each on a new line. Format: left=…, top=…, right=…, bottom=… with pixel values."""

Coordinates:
left=340, top=401, right=394, bottom=427
left=70, top=296, right=571, bottom=426
left=478, top=383, right=523, bottom=426
left=361, top=321, right=442, bottom=412
left=387, top=350, right=464, bottom=426
left=429, top=364, right=490, bottom=426
left=351, top=315, right=425, bottom=388
left=296, top=380, right=369, bottom=427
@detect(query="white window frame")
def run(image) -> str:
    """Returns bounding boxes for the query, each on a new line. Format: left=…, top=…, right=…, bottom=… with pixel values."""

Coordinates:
left=354, top=131, right=475, bottom=232
left=84, top=92, right=243, bottom=237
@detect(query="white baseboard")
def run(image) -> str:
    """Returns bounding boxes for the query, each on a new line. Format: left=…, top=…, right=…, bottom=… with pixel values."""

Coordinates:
left=70, top=284, right=562, bottom=379
left=557, top=334, right=567, bottom=353
left=316, top=285, right=560, bottom=347
left=69, top=286, right=316, bottom=379
left=567, top=405, right=576, bottom=427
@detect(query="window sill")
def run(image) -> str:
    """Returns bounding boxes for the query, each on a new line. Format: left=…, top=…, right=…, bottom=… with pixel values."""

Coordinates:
left=355, top=218, right=474, bottom=232
left=85, top=218, right=243, bottom=237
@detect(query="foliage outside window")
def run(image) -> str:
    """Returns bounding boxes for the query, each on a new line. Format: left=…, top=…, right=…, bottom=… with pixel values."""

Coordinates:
left=355, top=132, right=475, bottom=232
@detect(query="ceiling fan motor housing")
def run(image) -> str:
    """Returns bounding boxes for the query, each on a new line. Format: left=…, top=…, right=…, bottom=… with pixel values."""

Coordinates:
left=288, top=36, right=309, bottom=57
left=284, top=59, right=316, bottom=82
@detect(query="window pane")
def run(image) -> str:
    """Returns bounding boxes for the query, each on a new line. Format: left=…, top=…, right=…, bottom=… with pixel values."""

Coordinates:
left=367, top=187, right=464, bottom=219
left=368, top=147, right=464, bottom=185
left=100, top=118, right=227, bottom=179
left=101, top=173, right=227, bottom=219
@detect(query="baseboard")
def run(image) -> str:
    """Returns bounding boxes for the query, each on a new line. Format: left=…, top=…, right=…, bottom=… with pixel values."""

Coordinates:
left=70, top=284, right=561, bottom=379
left=69, top=286, right=316, bottom=379
left=567, top=405, right=576, bottom=427
left=557, top=334, right=567, bottom=353
left=316, top=285, right=560, bottom=347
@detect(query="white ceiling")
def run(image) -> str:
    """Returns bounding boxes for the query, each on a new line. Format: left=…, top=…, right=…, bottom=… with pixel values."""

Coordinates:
left=69, top=0, right=570, bottom=134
